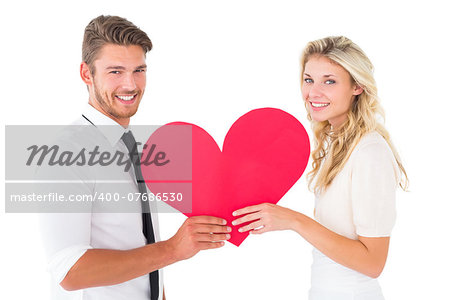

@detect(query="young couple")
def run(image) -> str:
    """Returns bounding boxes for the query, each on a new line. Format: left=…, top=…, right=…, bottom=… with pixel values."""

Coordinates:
left=40, top=15, right=408, bottom=300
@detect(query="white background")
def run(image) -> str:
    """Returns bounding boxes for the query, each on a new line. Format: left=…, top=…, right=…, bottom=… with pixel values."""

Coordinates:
left=1, top=0, right=449, bottom=299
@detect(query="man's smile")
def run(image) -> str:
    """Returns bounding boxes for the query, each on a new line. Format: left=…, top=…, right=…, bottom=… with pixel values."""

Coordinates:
left=115, top=94, right=138, bottom=104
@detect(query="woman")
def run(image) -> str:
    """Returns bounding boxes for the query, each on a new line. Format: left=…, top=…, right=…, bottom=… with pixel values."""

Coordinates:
left=232, top=36, right=408, bottom=300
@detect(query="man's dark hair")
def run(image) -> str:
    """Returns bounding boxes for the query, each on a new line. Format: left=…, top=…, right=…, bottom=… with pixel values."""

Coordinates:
left=82, top=15, right=152, bottom=74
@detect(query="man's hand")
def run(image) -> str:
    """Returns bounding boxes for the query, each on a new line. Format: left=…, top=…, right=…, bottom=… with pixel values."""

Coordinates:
left=167, top=216, right=231, bottom=261
left=59, top=216, right=230, bottom=291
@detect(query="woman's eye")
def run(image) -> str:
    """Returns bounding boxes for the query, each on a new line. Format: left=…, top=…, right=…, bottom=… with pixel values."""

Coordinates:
left=325, top=79, right=336, bottom=84
left=304, top=78, right=313, bottom=83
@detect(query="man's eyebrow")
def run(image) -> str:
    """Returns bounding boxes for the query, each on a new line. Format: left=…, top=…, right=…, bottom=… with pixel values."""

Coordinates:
left=106, top=66, right=126, bottom=70
left=105, top=65, right=147, bottom=70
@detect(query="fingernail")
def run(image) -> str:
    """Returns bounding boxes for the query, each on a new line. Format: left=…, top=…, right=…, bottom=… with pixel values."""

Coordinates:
left=222, top=219, right=227, bottom=225
left=226, top=234, right=231, bottom=239
left=231, top=221, right=236, bottom=226
left=232, top=211, right=236, bottom=216
left=227, top=227, right=232, bottom=232
left=238, top=228, right=243, bottom=233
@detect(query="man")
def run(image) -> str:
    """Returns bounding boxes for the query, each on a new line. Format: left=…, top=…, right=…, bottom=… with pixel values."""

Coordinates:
left=39, top=15, right=230, bottom=300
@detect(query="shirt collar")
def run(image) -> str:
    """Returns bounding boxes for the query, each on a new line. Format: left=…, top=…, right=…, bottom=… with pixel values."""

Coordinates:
left=82, top=103, right=128, bottom=147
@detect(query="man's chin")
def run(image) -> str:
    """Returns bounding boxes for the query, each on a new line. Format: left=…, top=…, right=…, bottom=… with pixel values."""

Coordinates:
left=109, top=99, right=139, bottom=114
left=110, top=111, right=137, bottom=120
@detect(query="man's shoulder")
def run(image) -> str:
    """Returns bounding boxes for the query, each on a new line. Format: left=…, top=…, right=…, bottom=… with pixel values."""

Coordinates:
left=53, top=123, right=100, bottom=150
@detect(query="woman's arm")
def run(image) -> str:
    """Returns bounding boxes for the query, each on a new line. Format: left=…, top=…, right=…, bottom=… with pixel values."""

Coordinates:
left=232, top=203, right=389, bottom=278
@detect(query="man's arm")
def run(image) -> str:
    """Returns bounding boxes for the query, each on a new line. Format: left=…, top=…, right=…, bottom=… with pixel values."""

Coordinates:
left=60, top=216, right=231, bottom=291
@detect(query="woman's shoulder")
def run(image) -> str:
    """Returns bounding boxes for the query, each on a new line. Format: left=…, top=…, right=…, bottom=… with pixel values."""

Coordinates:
left=354, top=131, right=390, bottom=152
left=348, top=131, right=400, bottom=182
left=350, top=131, right=396, bottom=164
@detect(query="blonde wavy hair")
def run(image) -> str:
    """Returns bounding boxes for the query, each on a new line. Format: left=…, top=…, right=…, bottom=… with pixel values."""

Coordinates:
left=300, top=36, right=408, bottom=193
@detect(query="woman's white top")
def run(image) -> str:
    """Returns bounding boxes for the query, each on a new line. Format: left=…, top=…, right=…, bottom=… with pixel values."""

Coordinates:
left=310, top=132, right=400, bottom=300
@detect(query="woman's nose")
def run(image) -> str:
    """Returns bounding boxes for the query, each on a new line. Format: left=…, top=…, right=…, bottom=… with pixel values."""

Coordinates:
left=307, top=83, right=323, bottom=99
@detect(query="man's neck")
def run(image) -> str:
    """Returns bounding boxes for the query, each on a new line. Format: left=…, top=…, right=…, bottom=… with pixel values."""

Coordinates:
left=87, top=100, right=130, bottom=128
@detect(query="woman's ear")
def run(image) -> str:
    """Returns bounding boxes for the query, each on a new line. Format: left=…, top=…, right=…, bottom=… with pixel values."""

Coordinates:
left=80, top=62, right=93, bottom=85
left=353, top=84, right=364, bottom=96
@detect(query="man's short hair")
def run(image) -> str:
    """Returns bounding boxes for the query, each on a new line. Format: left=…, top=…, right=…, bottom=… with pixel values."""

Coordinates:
left=82, top=15, right=152, bottom=74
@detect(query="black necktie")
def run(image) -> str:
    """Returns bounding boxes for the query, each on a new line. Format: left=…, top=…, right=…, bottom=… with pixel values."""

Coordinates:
left=121, top=130, right=159, bottom=300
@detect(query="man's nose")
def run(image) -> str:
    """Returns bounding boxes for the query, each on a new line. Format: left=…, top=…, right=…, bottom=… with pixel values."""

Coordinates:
left=121, top=73, right=137, bottom=91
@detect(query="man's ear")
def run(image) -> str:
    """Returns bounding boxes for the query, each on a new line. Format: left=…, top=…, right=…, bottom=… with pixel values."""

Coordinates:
left=353, top=84, right=364, bottom=96
left=80, top=62, right=93, bottom=85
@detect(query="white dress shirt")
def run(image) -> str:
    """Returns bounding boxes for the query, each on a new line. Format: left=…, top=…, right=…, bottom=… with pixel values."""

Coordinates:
left=39, top=104, right=163, bottom=300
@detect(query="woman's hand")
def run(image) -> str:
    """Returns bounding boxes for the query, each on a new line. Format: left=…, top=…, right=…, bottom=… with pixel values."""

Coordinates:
left=233, top=203, right=390, bottom=278
left=232, top=203, right=299, bottom=234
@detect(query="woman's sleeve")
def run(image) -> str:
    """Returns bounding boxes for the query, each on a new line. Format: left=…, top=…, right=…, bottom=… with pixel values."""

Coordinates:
left=351, top=141, right=399, bottom=237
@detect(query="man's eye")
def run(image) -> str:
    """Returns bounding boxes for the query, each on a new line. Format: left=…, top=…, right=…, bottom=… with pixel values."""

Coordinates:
left=109, top=71, right=121, bottom=74
left=135, top=69, right=146, bottom=73
left=304, top=78, right=313, bottom=83
left=325, top=79, right=336, bottom=84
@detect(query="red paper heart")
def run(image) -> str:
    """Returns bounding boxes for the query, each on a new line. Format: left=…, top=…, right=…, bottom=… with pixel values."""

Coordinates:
left=141, top=108, right=310, bottom=246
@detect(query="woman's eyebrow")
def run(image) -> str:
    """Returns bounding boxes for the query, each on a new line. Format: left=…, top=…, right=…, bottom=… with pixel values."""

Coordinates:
left=304, top=73, right=336, bottom=78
